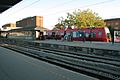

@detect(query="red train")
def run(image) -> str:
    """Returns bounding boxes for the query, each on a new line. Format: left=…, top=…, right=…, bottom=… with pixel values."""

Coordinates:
left=46, top=27, right=112, bottom=42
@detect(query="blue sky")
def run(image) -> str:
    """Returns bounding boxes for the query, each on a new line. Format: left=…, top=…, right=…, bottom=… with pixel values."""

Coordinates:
left=0, top=0, right=120, bottom=29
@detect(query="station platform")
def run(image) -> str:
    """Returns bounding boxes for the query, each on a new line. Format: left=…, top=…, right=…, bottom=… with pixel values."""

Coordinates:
left=0, top=47, right=98, bottom=80
left=25, top=40, right=120, bottom=56
left=33, top=40, right=120, bottom=51
left=0, top=38, right=120, bottom=56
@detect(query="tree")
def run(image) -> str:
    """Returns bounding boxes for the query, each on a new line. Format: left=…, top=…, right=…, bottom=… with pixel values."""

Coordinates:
left=53, top=23, right=64, bottom=30
left=53, top=17, right=65, bottom=30
left=54, top=9, right=105, bottom=29
left=72, top=9, right=105, bottom=28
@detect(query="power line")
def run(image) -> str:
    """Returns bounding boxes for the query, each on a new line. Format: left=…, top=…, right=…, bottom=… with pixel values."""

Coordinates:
left=2, top=0, right=77, bottom=17
left=0, top=0, right=41, bottom=21
left=0, top=0, right=79, bottom=24
left=44, top=0, right=116, bottom=16
left=36, top=0, right=79, bottom=13
left=15, top=0, right=41, bottom=12
left=0, top=0, right=81, bottom=26
left=0, top=0, right=118, bottom=27
left=0, top=0, right=78, bottom=27
left=2, top=0, right=115, bottom=18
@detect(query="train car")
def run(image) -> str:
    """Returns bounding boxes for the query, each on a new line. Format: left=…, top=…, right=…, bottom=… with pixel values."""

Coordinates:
left=46, top=29, right=65, bottom=40
left=72, top=27, right=111, bottom=42
left=46, top=27, right=111, bottom=42
left=46, top=30, right=55, bottom=39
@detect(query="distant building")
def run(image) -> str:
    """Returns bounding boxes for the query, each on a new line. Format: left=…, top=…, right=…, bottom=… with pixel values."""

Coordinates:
left=2, top=23, right=16, bottom=31
left=16, top=16, right=43, bottom=28
left=16, top=16, right=46, bottom=40
left=104, top=18, right=120, bottom=29
left=0, top=16, right=47, bottom=40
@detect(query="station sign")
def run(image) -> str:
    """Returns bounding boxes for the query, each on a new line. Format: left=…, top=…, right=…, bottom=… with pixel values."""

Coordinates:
left=114, top=29, right=120, bottom=42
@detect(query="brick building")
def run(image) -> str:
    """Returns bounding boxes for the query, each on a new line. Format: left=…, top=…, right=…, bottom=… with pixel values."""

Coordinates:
left=104, top=18, right=120, bottom=29
left=16, top=16, right=46, bottom=40
left=16, top=16, right=43, bottom=28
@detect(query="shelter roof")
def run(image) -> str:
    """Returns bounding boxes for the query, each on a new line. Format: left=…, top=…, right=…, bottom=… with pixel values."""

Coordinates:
left=0, top=0, right=22, bottom=13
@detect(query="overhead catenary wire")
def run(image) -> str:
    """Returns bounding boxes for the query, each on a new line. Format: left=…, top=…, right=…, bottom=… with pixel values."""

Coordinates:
left=0, top=0, right=79, bottom=28
left=34, top=0, right=79, bottom=13
left=0, top=0, right=118, bottom=28
left=0, top=0, right=41, bottom=21
left=0, top=0, right=79, bottom=23
left=44, top=0, right=116, bottom=16
left=1, top=0, right=78, bottom=18
left=16, top=0, right=41, bottom=12
left=42, top=0, right=117, bottom=28
left=1, top=0, right=116, bottom=19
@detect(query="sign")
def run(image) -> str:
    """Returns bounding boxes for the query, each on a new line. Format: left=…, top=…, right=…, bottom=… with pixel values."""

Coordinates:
left=114, top=30, right=120, bottom=42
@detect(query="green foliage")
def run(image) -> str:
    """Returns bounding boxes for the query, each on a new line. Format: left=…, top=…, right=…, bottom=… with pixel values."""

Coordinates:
left=53, top=23, right=64, bottom=30
left=72, top=9, right=105, bottom=28
left=54, top=9, right=105, bottom=29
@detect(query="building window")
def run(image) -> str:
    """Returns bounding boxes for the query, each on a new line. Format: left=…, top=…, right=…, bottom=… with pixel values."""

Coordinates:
left=107, top=23, right=110, bottom=26
left=115, top=22, right=118, bottom=25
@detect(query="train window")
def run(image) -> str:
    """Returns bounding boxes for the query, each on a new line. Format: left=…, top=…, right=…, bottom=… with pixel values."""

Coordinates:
left=98, top=31, right=102, bottom=37
left=90, top=32, right=96, bottom=38
left=60, top=32, right=64, bottom=35
left=52, top=32, right=55, bottom=35
left=73, top=32, right=76, bottom=37
left=47, top=33, right=50, bottom=35
left=76, top=31, right=80, bottom=37
left=85, top=32, right=89, bottom=38
left=79, top=33, right=82, bottom=37
left=79, top=31, right=84, bottom=37
left=48, top=32, right=52, bottom=35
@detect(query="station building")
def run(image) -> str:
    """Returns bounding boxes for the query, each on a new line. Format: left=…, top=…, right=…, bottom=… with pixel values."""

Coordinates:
left=1, top=23, right=16, bottom=38
left=16, top=16, right=43, bottom=28
left=104, top=18, right=120, bottom=42
left=1, top=16, right=47, bottom=40
left=2, top=23, right=16, bottom=31
left=16, top=16, right=46, bottom=40
left=104, top=18, right=120, bottom=29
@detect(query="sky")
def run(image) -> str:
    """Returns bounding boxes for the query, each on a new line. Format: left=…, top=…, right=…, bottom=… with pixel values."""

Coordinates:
left=0, top=0, right=120, bottom=30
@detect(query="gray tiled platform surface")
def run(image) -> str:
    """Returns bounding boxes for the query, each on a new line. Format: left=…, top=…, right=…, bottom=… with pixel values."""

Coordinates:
left=33, top=40, right=120, bottom=51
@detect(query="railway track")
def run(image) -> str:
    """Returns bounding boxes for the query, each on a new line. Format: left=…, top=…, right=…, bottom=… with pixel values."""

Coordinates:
left=1, top=44, right=120, bottom=80
left=22, top=44, right=120, bottom=67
